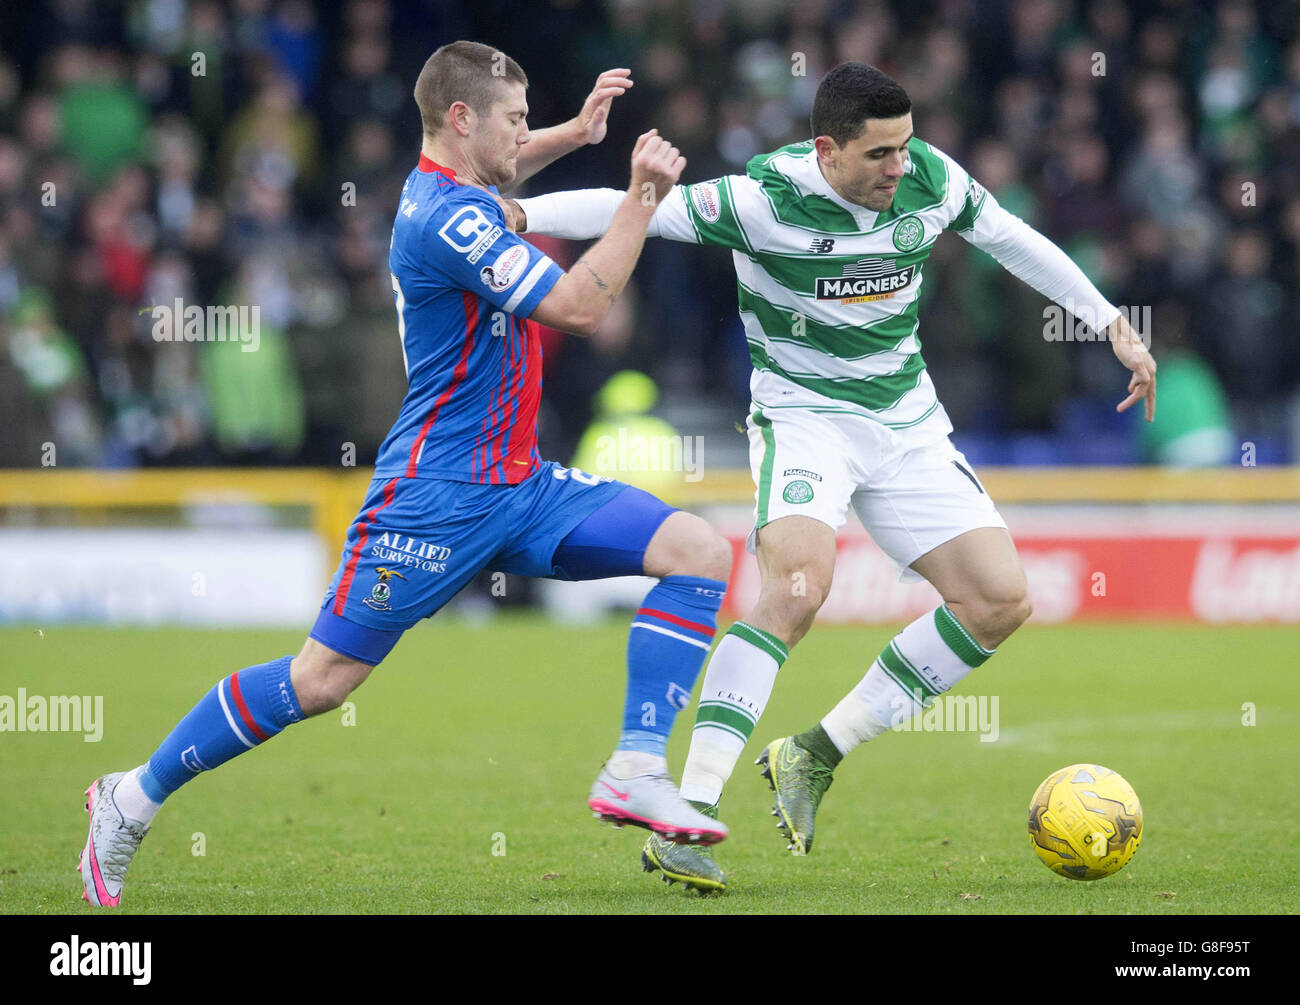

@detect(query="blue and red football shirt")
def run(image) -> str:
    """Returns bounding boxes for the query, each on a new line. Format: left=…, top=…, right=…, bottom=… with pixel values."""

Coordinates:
left=373, top=154, right=564, bottom=484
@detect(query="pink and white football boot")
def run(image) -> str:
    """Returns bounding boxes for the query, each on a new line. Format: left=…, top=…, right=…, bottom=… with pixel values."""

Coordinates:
left=80, top=773, right=150, bottom=907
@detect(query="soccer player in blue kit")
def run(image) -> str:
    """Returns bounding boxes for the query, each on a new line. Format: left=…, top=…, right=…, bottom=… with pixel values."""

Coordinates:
left=79, top=41, right=732, bottom=907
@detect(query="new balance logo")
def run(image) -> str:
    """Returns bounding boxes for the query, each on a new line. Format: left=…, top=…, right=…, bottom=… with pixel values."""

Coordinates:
left=808, top=238, right=836, bottom=254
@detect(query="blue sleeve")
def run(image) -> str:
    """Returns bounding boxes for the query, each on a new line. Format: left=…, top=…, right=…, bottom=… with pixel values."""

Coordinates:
left=423, top=190, right=564, bottom=318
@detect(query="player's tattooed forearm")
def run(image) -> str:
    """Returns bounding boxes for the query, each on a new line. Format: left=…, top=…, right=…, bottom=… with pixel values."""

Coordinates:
left=577, top=259, right=615, bottom=301
left=578, top=259, right=609, bottom=290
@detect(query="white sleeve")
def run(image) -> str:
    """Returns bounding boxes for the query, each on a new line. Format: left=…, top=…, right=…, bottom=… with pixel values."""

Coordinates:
left=647, top=184, right=703, bottom=242
left=959, top=194, right=1121, bottom=333
left=515, top=188, right=623, bottom=240
left=514, top=186, right=703, bottom=243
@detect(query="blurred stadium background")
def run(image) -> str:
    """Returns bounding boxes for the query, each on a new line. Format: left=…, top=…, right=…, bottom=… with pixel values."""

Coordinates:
left=1, top=0, right=1299, bottom=629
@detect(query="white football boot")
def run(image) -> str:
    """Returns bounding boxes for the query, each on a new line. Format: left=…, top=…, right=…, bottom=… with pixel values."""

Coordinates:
left=80, top=772, right=150, bottom=907
left=588, top=765, right=728, bottom=845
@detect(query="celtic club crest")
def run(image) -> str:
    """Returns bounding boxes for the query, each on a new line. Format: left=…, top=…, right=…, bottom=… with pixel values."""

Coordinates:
left=892, top=216, right=924, bottom=252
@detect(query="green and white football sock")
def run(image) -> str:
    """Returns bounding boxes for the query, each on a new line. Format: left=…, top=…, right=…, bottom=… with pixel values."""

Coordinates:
left=819, top=605, right=994, bottom=756
left=679, top=622, right=787, bottom=805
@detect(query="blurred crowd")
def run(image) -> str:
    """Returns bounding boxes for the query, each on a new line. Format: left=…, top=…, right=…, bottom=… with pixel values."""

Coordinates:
left=0, top=0, right=1297, bottom=469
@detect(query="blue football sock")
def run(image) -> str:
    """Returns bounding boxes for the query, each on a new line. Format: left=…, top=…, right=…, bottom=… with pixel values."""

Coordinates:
left=619, top=575, right=726, bottom=757
left=140, top=655, right=304, bottom=801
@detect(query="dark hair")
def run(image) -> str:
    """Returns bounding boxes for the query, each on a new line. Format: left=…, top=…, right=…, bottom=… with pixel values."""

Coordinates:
left=811, top=62, right=911, bottom=146
left=414, top=41, right=528, bottom=137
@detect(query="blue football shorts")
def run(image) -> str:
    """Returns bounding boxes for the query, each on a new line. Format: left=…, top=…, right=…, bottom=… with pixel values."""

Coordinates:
left=310, top=461, right=675, bottom=665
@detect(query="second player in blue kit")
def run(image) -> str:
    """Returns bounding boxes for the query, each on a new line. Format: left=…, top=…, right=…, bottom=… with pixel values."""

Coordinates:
left=77, top=41, right=730, bottom=908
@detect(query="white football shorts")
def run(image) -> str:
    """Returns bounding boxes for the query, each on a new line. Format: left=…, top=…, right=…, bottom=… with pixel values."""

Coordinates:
left=745, top=404, right=1008, bottom=583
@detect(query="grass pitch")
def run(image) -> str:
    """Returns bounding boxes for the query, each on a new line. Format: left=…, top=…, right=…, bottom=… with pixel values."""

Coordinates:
left=2, top=617, right=1296, bottom=914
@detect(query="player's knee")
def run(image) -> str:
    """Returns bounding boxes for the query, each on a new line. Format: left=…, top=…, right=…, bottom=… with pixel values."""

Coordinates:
left=760, top=571, right=828, bottom=642
left=773, top=557, right=831, bottom=611
left=791, top=579, right=829, bottom=621
left=966, top=587, right=1032, bottom=647
left=290, top=650, right=372, bottom=715
left=1004, top=586, right=1033, bottom=632
left=655, top=515, right=732, bottom=582
left=301, top=667, right=368, bottom=714
left=694, top=530, right=733, bottom=582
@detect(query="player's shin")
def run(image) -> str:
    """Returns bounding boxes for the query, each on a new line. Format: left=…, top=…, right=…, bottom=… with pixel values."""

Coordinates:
left=609, top=575, right=725, bottom=775
left=811, top=604, right=994, bottom=760
left=678, top=621, right=786, bottom=804
left=114, top=655, right=305, bottom=822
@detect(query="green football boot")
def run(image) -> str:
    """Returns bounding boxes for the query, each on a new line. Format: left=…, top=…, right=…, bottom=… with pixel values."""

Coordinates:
left=641, top=802, right=726, bottom=895
left=756, top=736, right=835, bottom=855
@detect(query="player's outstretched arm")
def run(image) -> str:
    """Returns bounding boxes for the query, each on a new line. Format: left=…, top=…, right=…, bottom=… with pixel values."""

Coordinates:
left=503, top=188, right=623, bottom=237
left=958, top=196, right=1157, bottom=422
left=529, top=130, right=684, bottom=336
left=508, top=172, right=763, bottom=250
left=502, top=68, right=632, bottom=191
left=502, top=180, right=702, bottom=242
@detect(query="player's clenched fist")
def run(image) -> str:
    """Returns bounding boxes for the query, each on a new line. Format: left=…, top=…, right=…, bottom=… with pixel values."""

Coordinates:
left=629, top=128, right=686, bottom=207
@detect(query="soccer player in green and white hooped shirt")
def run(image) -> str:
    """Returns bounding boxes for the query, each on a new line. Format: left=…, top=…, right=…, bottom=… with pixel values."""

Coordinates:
left=508, top=63, right=1157, bottom=893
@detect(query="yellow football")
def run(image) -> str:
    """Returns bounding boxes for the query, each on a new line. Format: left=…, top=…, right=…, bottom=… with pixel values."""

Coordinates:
left=1027, top=763, right=1143, bottom=880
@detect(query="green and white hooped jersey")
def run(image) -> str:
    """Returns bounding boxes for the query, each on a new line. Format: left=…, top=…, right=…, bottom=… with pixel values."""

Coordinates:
left=658, top=138, right=989, bottom=435
left=515, top=136, right=1120, bottom=442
